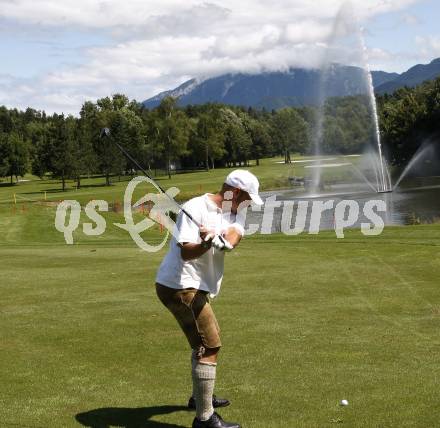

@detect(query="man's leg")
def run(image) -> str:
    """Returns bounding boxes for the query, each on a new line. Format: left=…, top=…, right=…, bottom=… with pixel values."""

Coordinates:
left=192, top=347, right=219, bottom=421
left=192, top=347, right=240, bottom=427
left=156, top=284, right=239, bottom=427
left=189, top=346, right=230, bottom=410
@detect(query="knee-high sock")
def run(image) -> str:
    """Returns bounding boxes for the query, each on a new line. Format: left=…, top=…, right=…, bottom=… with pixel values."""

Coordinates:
left=191, top=349, right=208, bottom=398
left=192, top=352, right=216, bottom=421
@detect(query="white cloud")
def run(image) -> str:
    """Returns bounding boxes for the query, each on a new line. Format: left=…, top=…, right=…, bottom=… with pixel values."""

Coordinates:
left=415, top=35, right=440, bottom=58
left=400, top=12, right=421, bottom=26
left=0, top=0, right=423, bottom=113
left=0, top=0, right=417, bottom=28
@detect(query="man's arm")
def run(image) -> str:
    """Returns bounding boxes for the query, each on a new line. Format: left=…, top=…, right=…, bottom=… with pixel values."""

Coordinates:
left=223, top=226, right=242, bottom=248
left=179, top=242, right=211, bottom=261
left=179, top=226, right=242, bottom=261
left=179, top=227, right=214, bottom=261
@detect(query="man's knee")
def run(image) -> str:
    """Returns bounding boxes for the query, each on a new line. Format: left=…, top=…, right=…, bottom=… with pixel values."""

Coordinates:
left=193, top=345, right=221, bottom=363
left=203, top=346, right=220, bottom=358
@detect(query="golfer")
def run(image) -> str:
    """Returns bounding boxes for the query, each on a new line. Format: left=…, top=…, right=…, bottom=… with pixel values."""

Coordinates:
left=155, top=170, right=263, bottom=428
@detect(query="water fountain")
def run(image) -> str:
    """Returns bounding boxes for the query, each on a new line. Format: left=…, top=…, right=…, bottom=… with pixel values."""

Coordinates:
left=393, top=144, right=436, bottom=190
left=253, top=2, right=440, bottom=233
left=360, top=28, right=392, bottom=193
left=306, top=3, right=393, bottom=196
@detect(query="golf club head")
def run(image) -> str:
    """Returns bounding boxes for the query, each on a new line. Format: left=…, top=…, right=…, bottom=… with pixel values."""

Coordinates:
left=100, top=127, right=111, bottom=138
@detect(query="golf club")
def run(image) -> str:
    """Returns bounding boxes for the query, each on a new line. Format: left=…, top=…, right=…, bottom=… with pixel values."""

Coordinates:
left=100, top=127, right=230, bottom=249
left=100, top=127, right=202, bottom=228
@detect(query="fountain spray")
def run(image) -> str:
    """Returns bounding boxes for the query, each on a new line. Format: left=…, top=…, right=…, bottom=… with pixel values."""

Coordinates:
left=359, top=27, right=392, bottom=193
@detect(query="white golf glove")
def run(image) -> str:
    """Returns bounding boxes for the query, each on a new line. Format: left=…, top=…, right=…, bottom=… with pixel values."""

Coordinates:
left=204, top=233, right=233, bottom=252
left=213, top=235, right=233, bottom=251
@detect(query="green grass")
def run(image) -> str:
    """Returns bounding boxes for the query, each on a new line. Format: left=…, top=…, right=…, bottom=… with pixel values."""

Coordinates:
left=0, top=155, right=362, bottom=207
left=1, top=197, right=440, bottom=427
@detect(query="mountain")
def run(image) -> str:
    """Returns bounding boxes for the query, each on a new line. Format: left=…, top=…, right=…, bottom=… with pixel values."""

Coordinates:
left=142, top=58, right=440, bottom=110
left=375, top=58, right=440, bottom=94
left=142, top=78, right=201, bottom=108
left=371, top=71, right=399, bottom=87
left=143, top=64, right=372, bottom=110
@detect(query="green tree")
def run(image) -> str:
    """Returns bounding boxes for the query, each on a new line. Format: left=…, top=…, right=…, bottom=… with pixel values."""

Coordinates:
left=378, top=86, right=428, bottom=165
left=110, top=107, right=145, bottom=178
left=155, top=97, right=191, bottom=178
left=2, top=132, right=29, bottom=184
left=270, top=108, right=308, bottom=163
left=94, top=97, right=126, bottom=185
left=219, top=108, right=252, bottom=167
left=142, top=108, right=163, bottom=174
left=323, top=95, right=373, bottom=154
left=76, top=101, right=99, bottom=188
left=0, top=133, right=10, bottom=178
left=244, top=118, right=272, bottom=166
left=31, top=121, right=54, bottom=178
left=189, top=111, right=225, bottom=170
left=322, top=116, right=347, bottom=153
left=50, top=114, right=76, bottom=191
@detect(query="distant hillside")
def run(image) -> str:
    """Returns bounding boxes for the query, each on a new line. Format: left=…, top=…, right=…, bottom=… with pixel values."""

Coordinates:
left=143, top=58, right=440, bottom=109
left=375, top=58, right=440, bottom=94
left=371, top=71, right=399, bottom=87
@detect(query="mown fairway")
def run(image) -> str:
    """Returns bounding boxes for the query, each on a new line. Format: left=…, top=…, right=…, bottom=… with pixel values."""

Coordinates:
left=0, top=155, right=363, bottom=206
left=1, top=164, right=440, bottom=427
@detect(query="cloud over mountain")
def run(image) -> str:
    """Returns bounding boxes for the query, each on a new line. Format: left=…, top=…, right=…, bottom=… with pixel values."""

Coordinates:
left=0, top=0, right=423, bottom=113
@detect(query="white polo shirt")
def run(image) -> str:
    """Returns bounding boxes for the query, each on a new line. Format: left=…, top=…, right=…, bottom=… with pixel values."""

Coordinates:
left=155, top=193, right=244, bottom=298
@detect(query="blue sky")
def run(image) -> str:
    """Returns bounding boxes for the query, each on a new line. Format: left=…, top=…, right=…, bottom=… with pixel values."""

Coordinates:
left=365, top=0, right=440, bottom=71
left=0, top=0, right=439, bottom=114
left=1, top=27, right=110, bottom=78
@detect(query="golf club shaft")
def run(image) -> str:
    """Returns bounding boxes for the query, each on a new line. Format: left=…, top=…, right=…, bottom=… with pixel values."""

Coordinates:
left=103, top=130, right=202, bottom=228
left=114, top=139, right=228, bottom=245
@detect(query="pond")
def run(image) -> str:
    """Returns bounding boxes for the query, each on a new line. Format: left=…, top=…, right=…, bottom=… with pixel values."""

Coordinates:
left=244, top=176, right=440, bottom=234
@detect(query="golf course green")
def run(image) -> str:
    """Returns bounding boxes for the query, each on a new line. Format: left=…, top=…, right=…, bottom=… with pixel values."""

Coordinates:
left=1, top=160, right=440, bottom=427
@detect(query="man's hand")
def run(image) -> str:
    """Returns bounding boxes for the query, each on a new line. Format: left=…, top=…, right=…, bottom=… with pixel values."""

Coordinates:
left=199, top=227, right=233, bottom=251
left=180, top=227, right=234, bottom=260
left=212, top=235, right=233, bottom=252
left=199, top=226, right=215, bottom=249
left=199, top=226, right=215, bottom=243
left=223, top=226, right=242, bottom=248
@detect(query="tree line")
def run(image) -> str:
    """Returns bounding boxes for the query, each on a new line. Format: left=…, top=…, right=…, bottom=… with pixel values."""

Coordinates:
left=377, top=76, right=440, bottom=167
left=0, top=90, right=401, bottom=189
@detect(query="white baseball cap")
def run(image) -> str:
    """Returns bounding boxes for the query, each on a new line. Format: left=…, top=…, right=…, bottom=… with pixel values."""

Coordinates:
left=225, top=169, right=263, bottom=205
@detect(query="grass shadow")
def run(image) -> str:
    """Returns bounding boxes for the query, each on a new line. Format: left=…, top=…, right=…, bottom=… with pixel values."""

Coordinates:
left=75, top=405, right=190, bottom=428
left=75, top=183, right=117, bottom=189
